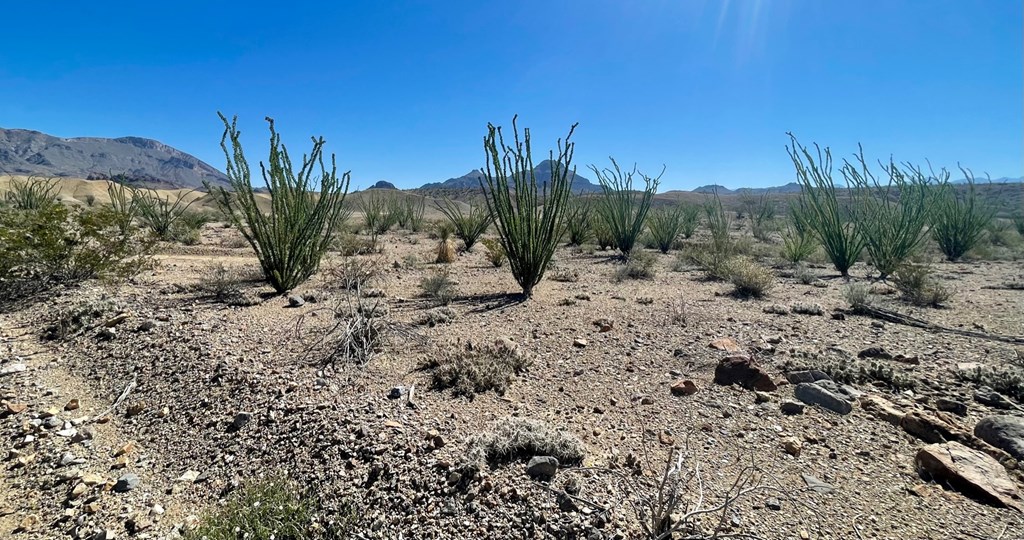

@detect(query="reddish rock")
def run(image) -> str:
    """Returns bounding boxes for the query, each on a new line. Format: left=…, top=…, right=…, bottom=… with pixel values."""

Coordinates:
left=670, top=380, right=698, bottom=396
left=713, top=355, right=777, bottom=391
left=915, top=442, right=1023, bottom=511
left=709, top=338, right=742, bottom=353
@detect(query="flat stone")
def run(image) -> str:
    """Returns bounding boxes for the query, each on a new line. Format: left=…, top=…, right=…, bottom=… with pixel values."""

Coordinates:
left=670, top=380, right=698, bottom=396
left=915, top=442, right=1022, bottom=510
left=975, top=416, right=1024, bottom=461
left=801, top=473, right=835, bottom=494
left=113, top=473, right=140, bottom=493
left=973, top=387, right=1016, bottom=410
left=860, top=395, right=905, bottom=426
left=935, top=397, right=968, bottom=416
left=709, top=338, right=742, bottom=353
left=0, top=363, right=27, bottom=376
left=229, top=412, right=252, bottom=431
left=526, top=456, right=559, bottom=480
left=780, top=401, right=805, bottom=415
left=786, top=370, right=831, bottom=385
left=794, top=383, right=853, bottom=415
left=287, top=295, right=305, bottom=307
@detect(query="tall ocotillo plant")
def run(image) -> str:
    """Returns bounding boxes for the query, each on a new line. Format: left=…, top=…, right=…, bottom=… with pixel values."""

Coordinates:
left=590, top=158, right=662, bottom=259
left=210, top=113, right=351, bottom=293
left=436, top=199, right=491, bottom=251
left=844, top=149, right=932, bottom=279
left=930, top=165, right=994, bottom=261
left=647, top=205, right=686, bottom=253
left=481, top=116, right=577, bottom=298
left=786, top=133, right=864, bottom=277
left=565, top=195, right=594, bottom=246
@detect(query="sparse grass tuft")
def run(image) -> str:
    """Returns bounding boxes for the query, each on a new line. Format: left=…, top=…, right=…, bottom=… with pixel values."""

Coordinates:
left=892, top=264, right=952, bottom=308
left=614, top=249, right=657, bottom=281
left=464, top=417, right=585, bottom=467
left=842, top=283, right=873, bottom=313
left=727, top=257, right=775, bottom=298
left=420, top=267, right=457, bottom=304
left=481, top=238, right=507, bottom=267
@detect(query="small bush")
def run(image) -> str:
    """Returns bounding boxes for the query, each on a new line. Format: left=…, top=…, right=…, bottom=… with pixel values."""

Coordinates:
left=738, top=190, right=776, bottom=242
left=417, top=306, right=457, bottom=327
left=727, top=258, right=775, bottom=298
left=687, top=242, right=734, bottom=281
left=614, top=249, right=657, bottom=281
left=5, top=176, right=59, bottom=210
left=793, top=263, right=817, bottom=285
left=1013, top=215, right=1024, bottom=238
left=420, top=268, right=457, bottom=304
left=328, top=257, right=382, bottom=291
left=186, top=477, right=349, bottom=540
left=593, top=217, right=617, bottom=251
left=134, top=187, right=200, bottom=239
left=930, top=167, right=994, bottom=261
left=425, top=340, right=531, bottom=396
left=780, top=220, right=818, bottom=264
left=842, top=283, right=873, bottom=312
left=437, top=199, right=490, bottom=252
left=464, top=417, right=585, bottom=467
left=43, top=297, right=119, bottom=340
left=549, top=266, right=579, bottom=282
left=678, top=203, right=701, bottom=239
left=892, top=264, right=952, bottom=308
left=481, top=238, right=506, bottom=267
left=360, top=189, right=398, bottom=239
left=333, top=233, right=377, bottom=256
left=200, top=263, right=263, bottom=302
left=703, top=190, right=732, bottom=249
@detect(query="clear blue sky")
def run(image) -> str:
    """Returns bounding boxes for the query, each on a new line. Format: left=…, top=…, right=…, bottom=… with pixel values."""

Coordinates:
left=1, top=1, right=1020, bottom=190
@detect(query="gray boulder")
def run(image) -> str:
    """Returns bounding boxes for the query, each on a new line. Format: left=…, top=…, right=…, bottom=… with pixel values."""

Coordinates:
left=526, top=456, right=559, bottom=480
left=794, top=382, right=853, bottom=415
left=974, top=416, right=1024, bottom=461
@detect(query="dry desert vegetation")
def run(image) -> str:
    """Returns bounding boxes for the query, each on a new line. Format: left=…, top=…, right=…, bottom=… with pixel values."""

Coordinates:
left=1, top=119, right=1024, bottom=540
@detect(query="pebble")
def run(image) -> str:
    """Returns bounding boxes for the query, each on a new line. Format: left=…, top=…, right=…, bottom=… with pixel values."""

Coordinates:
left=114, top=473, right=140, bottom=492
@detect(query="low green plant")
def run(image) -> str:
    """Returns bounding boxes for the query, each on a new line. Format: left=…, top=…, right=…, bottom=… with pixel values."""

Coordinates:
left=481, top=238, right=506, bottom=267
left=360, top=189, right=398, bottom=241
left=1013, top=214, right=1024, bottom=238
left=892, top=263, right=952, bottom=307
left=647, top=206, right=686, bottom=253
left=842, top=283, right=873, bottom=313
left=210, top=113, right=351, bottom=293
left=397, top=195, right=426, bottom=232
left=614, top=249, right=657, bottom=281
left=437, top=199, right=491, bottom=252
left=420, top=267, right=457, bottom=304
left=727, top=257, right=775, bottom=298
left=930, top=166, right=994, bottom=261
left=679, top=203, right=701, bottom=239
left=590, top=158, right=661, bottom=259
left=133, top=187, right=199, bottom=239
left=593, top=217, right=616, bottom=251
left=5, top=176, right=59, bottom=210
left=787, top=134, right=864, bottom=277
left=780, top=208, right=818, bottom=264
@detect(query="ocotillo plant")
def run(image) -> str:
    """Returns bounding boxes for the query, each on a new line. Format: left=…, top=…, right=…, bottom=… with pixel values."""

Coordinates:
left=844, top=150, right=932, bottom=279
left=590, top=158, right=662, bottom=260
left=786, top=133, right=864, bottom=277
left=480, top=115, right=577, bottom=298
left=647, top=205, right=686, bottom=253
left=436, top=199, right=491, bottom=251
left=133, top=187, right=199, bottom=239
left=565, top=195, right=594, bottom=246
left=930, top=165, right=994, bottom=261
left=5, top=176, right=59, bottom=210
left=209, top=113, right=350, bottom=293
left=703, top=189, right=732, bottom=251
left=738, top=190, right=777, bottom=242
left=679, top=203, right=701, bottom=239
left=106, top=179, right=139, bottom=234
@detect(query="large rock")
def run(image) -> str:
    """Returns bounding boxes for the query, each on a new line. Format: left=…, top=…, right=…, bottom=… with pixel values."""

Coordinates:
left=973, top=387, right=1017, bottom=410
left=901, top=411, right=1014, bottom=462
left=526, top=456, right=559, bottom=480
left=794, top=381, right=853, bottom=415
left=915, top=442, right=1023, bottom=511
left=975, top=416, right=1024, bottom=461
left=713, top=356, right=777, bottom=391
left=860, top=395, right=905, bottom=426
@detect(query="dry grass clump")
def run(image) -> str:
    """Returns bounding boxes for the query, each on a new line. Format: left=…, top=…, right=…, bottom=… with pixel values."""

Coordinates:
left=420, top=268, right=457, bottom=305
left=464, top=417, right=585, bottom=466
left=328, top=256, right=382, bottom=291
left=425, top=340, right=531, bottom=397
left=892, top=264, right=952, bottom=308
left=200, top=263, right=264, bottom=302
left=300, top=295, right=395, bottom=366
left=614, top=249, right=657, bottom=281
left=549, top=266, right=580, bottom=282
left=480, top=238, right=506, bottom=267
left=417, top=306, right=457, bottom=327
left=727, top=258, right=775, bottom=298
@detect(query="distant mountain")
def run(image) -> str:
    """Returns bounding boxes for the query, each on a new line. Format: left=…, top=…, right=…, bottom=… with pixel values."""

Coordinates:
left=369, top=180, right=397, bottom=190
left=953, top=176, right=1023, bottom=184
left=0, top=128, right=229, bottom=189
left=692, top=184, right=732, bottom=194
left=418, top=160, right=601, bottom=193
left=692, top=182, right=803, bottom=195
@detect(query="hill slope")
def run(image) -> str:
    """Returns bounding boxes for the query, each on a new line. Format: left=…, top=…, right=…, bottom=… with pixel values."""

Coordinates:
left=0, top=128, right=229, bottom=188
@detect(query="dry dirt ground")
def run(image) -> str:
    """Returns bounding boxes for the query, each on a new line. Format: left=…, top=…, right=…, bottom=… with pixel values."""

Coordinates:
left=2, top=222, right=1023, bottom=540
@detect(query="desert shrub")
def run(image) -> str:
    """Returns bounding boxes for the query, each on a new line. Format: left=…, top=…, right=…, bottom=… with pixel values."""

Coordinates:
left=464, top=417, right=584, bottom=467
left=842, top=283, right=873, bottom=312
left=703, top=190, right=732, bottom=249
left=480, top=238, right=506, bottom=267
left=133, top=187, right=199, bottom=239
left=360, top=189, right=398, bottom=240
left=1013, top=214, right=1024, bottom=238
left=417, top=306, right=457, bottom=327
left=787, top=134, right=864, bottom=277
left=328, top=257, right=382, bottom=291
left=437, top=199, right=490, bottom=252
left=793, top=263, right=817, bottom=285
left=210, top=114, right=350, bottom=293
left=957, top=365, right=1024, bottom=403
left=845, top=153, right=932, bottom=278
left=590, top=158, right=661, bottom=259
left=420, top=268, right=457, bottom=304
left=0, top=205, right=151, bottom=304
left=5, top=176, right=59, bottom=210
left=791, top=302, right=824, bottom=315
left=985, top=218, right=1019, bottom=248
left=780, top=221, right=818, bottom=265
left=481, top=116, right=576, bottom=296
left=738, top=190, right=776, bottom=242
left=425, top=340, right=531, bottom=397
left=678, top=203, right=701, bottom=239
left=892, top=264, right=952, bottom=307
left=930, top=166, right=994, bottom=261
left=549, top=266, right=579, bottom=282
left=303, top=294, right=394, bottom=366
left=647, top=206, right=686, bottom=253
left=614, top=249, right=657, bottom=281
left=43, top=297, right=119, bottom=340
left=565, top=196, right=594, bottom=246
left=333, top=233, right=377, bottom=256
left=727, top=257, right=775, bottom=298
left=186, top=476, right=349, bottom=540
left=106, top=180, right=139, bottom=234
left=687, top=241, right=735, bottom=281
left=784, top=352, right=916, bottom=391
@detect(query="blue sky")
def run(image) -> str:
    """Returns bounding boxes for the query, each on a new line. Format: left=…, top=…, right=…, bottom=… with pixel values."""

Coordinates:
left=1, top=1, right=1020, bottom=190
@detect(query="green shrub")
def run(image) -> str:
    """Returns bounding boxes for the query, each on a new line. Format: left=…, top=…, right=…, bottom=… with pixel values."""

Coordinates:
left=703, top=190, right=732, bottom=251
left=590, top=158, right=661, bottom=259
left=781, top=222, right=818, bottom=264
left=688, top=241, right=734, bottom=281
left=210, top=114, right=351, bottom=293
left=5, top=176, right=59, bottom=210
left=360, top=189, right=398, bottom=240
left=437, top=198, right=491, bottom=252
left=420, top=268, right=457, bottom=304
left=614, top=249, right=657, bottom=281
left=1013, top=214, right=1024, bottom=238
left=930, top=166, right=994, bottom=261
left=480, top=116, right=576, bottom=297
left=727, top=257, right=775, bottom=298
left=842, top=283, right=873, bottom=312
left=565, top=196, right=593, bottom=246
left=892, top=264, right=952, bottom=307
left=133, top=187, right=199, bottom=239
left=787, top=134, right=864, bottom=277
left=845, top=153, right=932, bottom=278
left=647, top=206, right=686, bottom=253
left=738, top=190, right=776, bottom=242
left=481, top=238, right=507, bottom=267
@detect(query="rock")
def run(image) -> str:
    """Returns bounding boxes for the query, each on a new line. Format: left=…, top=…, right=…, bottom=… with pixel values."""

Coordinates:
left=5, top=402, right=27, bottom=414
left=573, top=338, right=588, bottom=348
left=387, top=386, right=407, bottom=400
left=592, top=318, right=614, bottom=332
left=526, top=456, right=559, bottom=480
left=176, top=470, right=200, bottom=483
left=785, top=370, right=830, bottom=385
left=782, top=437, right=802, bottom=457
left=935, top=397, right=968, bottom=416
left=780, top=401, right=805, bottom=415
left=713, top=356, right=777, bottom=391
left=113, top=473, right=140, bottom=493
left=103, top=313, right=130, bottom=327
left=138, top=319, right=158, bottom=332
left=974, top=416, right=1024, bottom=461
left=64, top=399, right=80, bottom=411
left=915, top=442, right=1023, bottom=510
left=113, top=441, right=136, bottom=457
left=97, top=327, right=117, bottom=340
left=287, top=295, right=305, bottom=307
left=794, top=382, right=853, bottom=414
left=754, top=391, right=772, bottom=404
left=973, top=387, right=1016, bottom=410
left=640, top=396, right=655, bottom=405
left=765, top=498, right=782, bottom=510
left=709, top=338, right=742, bottom=353
left=860, top=395, right=905, bottom=426
left=670, top=380, right=698, bottom=396
left=901, top=411, right=964, bottom=444
left=801, top=473, right=835, bottom=494
left=125, top=403, right=145, bottom=417
left=229, top=412, right=252, bottom=431
left=0, top=363, right=27, bottom=376
left=857, top=346, right=892, bottom=360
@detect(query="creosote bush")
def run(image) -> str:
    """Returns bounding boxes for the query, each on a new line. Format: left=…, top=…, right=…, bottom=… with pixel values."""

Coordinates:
left=425, top=340, right=531, bottom=397
left=481, top=116, right=576, bottom=297
left=591, top=158, right=662, bottom=259
left=210, top=113, right=350, bottom=293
